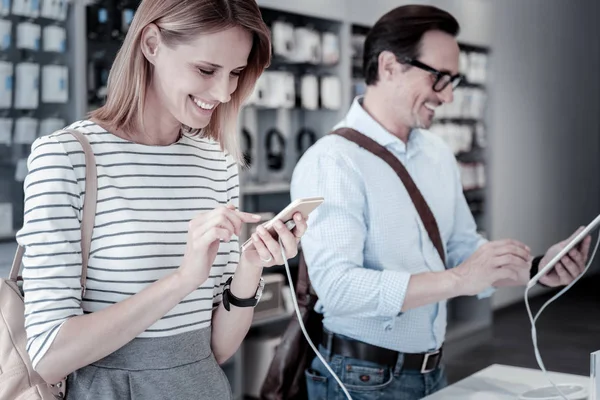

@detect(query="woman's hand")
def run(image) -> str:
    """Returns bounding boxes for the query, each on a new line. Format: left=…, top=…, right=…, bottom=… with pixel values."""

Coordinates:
left=242, top=212, right=308, bottom=268
left=177, top=205, right=261, bottom=289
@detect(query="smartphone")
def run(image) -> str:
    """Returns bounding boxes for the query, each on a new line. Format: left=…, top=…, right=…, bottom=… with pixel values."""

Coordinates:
left=241, top=197, right=324, bottom=252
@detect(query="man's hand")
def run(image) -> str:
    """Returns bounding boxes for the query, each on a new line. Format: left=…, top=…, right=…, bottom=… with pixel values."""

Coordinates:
left=538, top=226, right=591, bottom=287
left=452, top=239, right=531, bottom=296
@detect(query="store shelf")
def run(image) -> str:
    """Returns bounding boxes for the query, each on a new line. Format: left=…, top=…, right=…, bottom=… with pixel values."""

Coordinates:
left=243, top=182, right=291, bottom=196
left=435, top=118, right=481, bottom=125
left=464, top=188, right=486, bottom=202
left=456, top=147, right=486, bottom=164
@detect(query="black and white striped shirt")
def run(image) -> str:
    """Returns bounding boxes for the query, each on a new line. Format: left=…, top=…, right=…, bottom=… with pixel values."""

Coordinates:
left=17, top=120, right=240, bottom=368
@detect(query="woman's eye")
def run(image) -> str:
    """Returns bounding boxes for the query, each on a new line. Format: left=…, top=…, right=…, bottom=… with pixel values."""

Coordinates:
left=231, top=71, right=242, bottom=77
left=199, top=69, right=215, bottom=76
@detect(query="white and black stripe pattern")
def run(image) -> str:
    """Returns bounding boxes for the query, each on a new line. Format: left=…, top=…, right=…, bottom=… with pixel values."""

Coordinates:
left=17, top=120, right=240, bottom=369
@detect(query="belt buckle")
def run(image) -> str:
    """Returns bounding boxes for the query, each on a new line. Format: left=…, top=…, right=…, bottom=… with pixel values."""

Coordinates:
left=420, top=350, right=440, bottom=374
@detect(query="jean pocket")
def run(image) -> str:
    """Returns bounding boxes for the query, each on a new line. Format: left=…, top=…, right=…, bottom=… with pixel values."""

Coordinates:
left=343, top=364, right=394, bottom=391
left=305, top=368, right=328, bottom=400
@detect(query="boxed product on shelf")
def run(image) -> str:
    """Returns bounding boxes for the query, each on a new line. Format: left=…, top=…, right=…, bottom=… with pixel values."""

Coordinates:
left=320, top=75, right=342, bottom=110
left=467, top=52, right=488, bottom=84
left=321, top=31, right=340, bottom=66
left=16, top=21, right=41, bottom=51
left=459, top=162, right=485, bottom=191
left=13, top=116, right=38, bottom=144
left=0, top=18, right=11, bottom=50
left=0, top=118, right=12, bottom=145
left=0, top=61, right=13, bottom=109
left=290, top=27, right=326, bottom=64
left=12, top=0, right=41, bottom=18
left=272, top=20, right=295, bottom=60
left=430, top=123, right=474, bottom=155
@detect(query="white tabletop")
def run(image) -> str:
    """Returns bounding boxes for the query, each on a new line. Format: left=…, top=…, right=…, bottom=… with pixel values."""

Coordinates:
left=423, top=364, right=591, bottom=399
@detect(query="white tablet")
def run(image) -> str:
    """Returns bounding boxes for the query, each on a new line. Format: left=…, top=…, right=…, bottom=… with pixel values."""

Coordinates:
left=527, top=213, right=600, bottom=289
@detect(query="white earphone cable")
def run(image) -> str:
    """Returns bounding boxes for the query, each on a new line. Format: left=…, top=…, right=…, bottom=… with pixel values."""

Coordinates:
left=524, top=233, right=600, bottom=400
left=279, top=238, right=353, bottom=400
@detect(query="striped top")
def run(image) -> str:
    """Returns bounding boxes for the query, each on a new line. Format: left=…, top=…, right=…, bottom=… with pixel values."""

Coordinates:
left=17, top=120, right=240, bottom=369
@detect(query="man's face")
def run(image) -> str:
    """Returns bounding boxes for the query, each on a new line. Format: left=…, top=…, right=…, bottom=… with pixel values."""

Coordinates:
left=389, top=30, right=460, bottom=130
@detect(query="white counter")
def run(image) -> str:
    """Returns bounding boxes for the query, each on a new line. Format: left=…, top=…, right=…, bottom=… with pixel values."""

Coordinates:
left=423, top=364, right=591, bottom=399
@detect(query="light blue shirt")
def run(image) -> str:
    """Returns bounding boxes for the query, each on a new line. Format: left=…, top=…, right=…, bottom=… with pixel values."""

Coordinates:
left=290, top=97, right=489, bottom=353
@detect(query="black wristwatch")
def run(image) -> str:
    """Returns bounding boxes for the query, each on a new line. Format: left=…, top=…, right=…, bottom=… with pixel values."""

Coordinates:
left=222, top=276, right=265, bottom=311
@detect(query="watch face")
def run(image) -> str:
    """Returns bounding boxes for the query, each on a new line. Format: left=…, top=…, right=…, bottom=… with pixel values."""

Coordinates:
left=255, top=278, right=265, bottom=300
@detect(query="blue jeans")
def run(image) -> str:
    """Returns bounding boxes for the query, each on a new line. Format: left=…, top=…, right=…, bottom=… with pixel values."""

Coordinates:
left=305, top=344, right=447, bottom=400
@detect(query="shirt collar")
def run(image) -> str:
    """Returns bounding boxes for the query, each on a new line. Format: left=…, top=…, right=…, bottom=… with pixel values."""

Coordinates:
left=342, top=96, right=424, bottom=155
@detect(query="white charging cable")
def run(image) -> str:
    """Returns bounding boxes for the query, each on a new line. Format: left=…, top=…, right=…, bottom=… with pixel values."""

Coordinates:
left=279, top=236, right=353, bottom=400
left=524, top=233, right=600, bottom=399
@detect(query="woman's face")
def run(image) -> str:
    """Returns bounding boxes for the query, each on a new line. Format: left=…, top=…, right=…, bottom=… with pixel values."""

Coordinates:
left=145, top=25, right=253, bottom=130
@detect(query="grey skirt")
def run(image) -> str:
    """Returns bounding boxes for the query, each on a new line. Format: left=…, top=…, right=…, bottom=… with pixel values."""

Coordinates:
left=65, top=327, right=232, bottom=400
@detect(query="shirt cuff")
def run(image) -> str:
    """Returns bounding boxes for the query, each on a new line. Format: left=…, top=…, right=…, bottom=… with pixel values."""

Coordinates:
left=378, top=269, right=411, bottom=317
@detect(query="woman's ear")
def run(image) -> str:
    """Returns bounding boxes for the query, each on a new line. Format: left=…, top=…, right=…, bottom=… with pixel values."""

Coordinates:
left=140, top=23, right=161, bottom=65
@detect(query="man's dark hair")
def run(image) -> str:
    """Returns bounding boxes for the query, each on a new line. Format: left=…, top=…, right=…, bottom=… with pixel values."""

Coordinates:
left=363, top=5, right=460, bottom=85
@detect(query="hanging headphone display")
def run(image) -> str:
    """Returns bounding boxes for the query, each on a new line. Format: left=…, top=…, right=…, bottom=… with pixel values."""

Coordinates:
left=272, top=20, right=296, bottom=60
left=293, top=27, right=321, bottom=64
left=296, top=128, right=317, bottom=160
left=265, top=128, right=286, bottom=172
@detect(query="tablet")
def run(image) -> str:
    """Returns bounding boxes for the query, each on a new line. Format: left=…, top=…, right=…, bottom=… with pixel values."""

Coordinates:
left=527, top=213, right=600, bottom=289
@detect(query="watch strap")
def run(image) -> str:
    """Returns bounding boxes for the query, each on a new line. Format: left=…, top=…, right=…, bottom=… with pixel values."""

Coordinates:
left=222, top=276, right=262, bottom=311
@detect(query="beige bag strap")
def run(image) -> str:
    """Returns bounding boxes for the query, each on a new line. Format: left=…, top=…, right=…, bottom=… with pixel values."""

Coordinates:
left=9, top=129, right=98, bottom=295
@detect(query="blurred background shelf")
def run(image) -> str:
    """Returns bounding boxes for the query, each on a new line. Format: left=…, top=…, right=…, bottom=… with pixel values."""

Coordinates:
left=251, top=310, right=294, bottom=329
left=243, top=182, right=292, bottom=196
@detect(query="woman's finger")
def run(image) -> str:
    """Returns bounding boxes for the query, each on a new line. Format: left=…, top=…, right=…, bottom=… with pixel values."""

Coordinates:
left=272, top=220, right=298, bottom=259
left=256, top=226, right=284, bottom=265
left=251, top=232, right=274, bottom=266
left=291, top=213, right=308, bottom=239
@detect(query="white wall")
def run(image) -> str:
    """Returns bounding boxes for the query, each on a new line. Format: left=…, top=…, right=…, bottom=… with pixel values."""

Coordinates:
left=486, top=0, right=600, bottom=308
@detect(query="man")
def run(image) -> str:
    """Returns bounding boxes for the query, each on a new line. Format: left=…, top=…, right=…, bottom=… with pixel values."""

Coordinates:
left=290, top=5, right=591, bottom=399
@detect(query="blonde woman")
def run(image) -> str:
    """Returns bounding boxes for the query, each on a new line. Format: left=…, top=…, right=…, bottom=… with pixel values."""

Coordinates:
left=16, top=0, right=306, bottom=398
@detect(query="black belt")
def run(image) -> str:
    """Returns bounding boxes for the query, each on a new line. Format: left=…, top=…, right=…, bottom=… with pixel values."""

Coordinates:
left=321, top=330, right=443, bottom=374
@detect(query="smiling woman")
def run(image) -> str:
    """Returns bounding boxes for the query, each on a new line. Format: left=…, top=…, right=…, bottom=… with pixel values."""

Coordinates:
left=90, top=0, right=271, bottom=161
left=14, top=1, right=312, bottom=400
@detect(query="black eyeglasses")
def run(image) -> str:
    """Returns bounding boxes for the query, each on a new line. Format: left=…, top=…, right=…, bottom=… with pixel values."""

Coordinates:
left=402, top=57, right=463, bottom=92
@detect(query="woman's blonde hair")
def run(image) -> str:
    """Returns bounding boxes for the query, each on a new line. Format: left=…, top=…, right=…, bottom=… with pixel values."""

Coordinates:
left=89, top=0, right=271, bottom=163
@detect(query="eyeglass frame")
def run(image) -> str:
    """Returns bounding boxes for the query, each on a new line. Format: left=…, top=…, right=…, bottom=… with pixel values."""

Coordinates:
left=401, top=57, right=463, bottom=92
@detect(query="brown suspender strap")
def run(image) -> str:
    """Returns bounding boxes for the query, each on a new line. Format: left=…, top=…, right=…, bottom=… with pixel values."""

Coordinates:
left=9, top=130, right=98, bottom=294
left=331, top=128, right=446, bottom=266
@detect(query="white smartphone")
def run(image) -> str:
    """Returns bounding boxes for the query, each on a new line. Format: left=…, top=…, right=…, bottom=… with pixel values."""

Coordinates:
left=241, top=197, right=324, bottom=252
